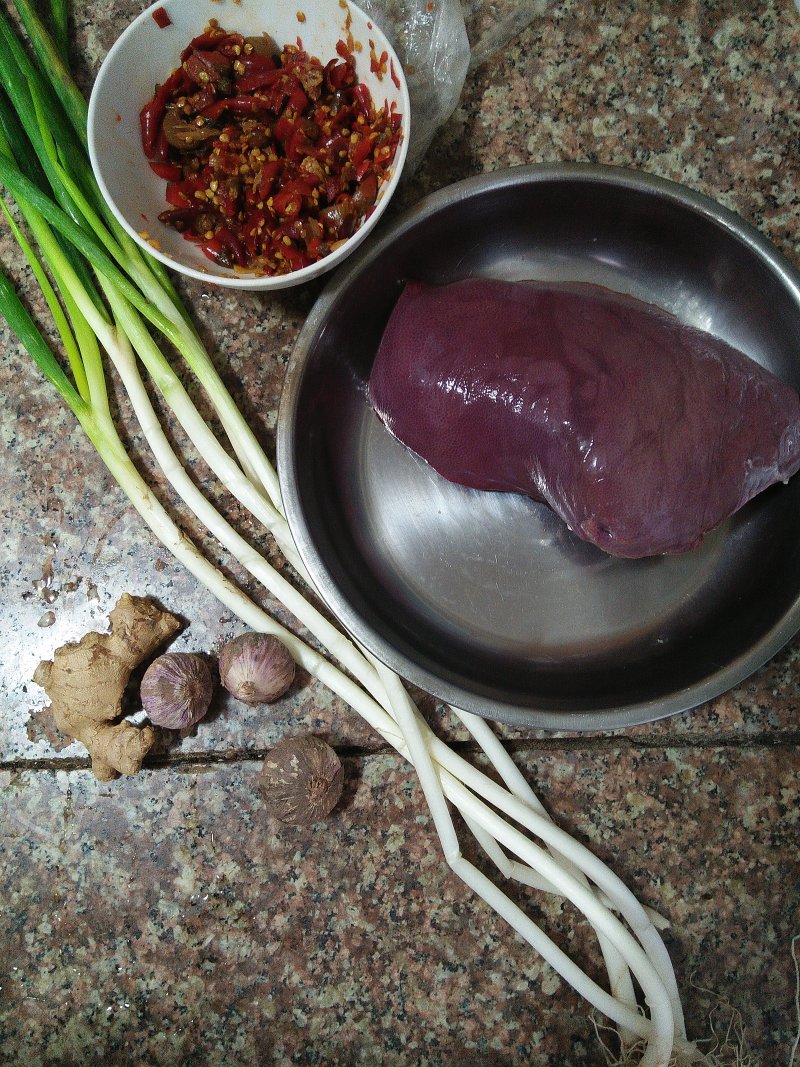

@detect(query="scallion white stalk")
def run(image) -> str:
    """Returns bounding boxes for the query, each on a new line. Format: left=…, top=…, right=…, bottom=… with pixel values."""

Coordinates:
left=97, top=275, right=698, bottom=1061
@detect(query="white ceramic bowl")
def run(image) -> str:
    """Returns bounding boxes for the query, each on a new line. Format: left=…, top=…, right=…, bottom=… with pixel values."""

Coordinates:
left=87, top=0, right=410, bottom=290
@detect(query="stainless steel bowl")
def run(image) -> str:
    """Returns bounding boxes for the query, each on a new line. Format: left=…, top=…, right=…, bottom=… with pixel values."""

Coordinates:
left=277, top=163, right=800, bottom=730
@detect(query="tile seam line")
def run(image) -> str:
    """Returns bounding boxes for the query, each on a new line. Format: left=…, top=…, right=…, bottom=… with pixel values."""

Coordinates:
left=2, top=731, right=799, bottom=773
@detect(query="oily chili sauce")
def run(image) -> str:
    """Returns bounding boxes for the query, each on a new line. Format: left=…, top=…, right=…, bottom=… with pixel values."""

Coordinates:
left=139, top=21, right=402, bottom=274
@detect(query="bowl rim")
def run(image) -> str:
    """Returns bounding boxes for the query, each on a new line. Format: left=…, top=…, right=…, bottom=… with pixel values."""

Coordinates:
left=277, top=161, right=800, bottom=731
left=86, top=0, right=411, bottom=291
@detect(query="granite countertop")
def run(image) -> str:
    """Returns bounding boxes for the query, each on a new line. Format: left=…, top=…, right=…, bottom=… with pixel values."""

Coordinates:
left=1, top=1, right=799, bottom=1064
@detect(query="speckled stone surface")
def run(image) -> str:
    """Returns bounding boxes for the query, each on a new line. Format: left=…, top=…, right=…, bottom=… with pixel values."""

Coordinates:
left=1, top=0, right=800, bottom=1063
left=1, top=748, right=799, bottom=1064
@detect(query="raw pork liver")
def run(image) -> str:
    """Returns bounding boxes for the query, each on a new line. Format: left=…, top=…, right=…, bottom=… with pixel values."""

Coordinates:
left=368, top=278, right=800, bottom=558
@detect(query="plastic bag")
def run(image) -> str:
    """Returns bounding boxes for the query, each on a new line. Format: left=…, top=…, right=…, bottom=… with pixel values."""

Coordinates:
left=357, top=0, right=469, bottom=169
left=360, top=0, right=554, bottom=169
left=463, top=0, right=558, bottom=71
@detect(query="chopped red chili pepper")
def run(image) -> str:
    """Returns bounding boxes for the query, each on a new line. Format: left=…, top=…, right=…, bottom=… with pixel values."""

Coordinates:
left=152, top=7, right=171, bottom=29
left=158, top=207, right=197, bottom=231
left=350, top=135, right=373, bottom=171
left=181, top=26, right=239, bottom=62
left=369, top=48, right=388, bottom=78
left=236, top=66, right=282, bottom=94
left=200, top=227, right=248, bottom=268
left=183, top=50, right=233, bottom=88
left=324, top=56, right=356, bottom=92
left=139, top=67, right=188, bottom=157
left=352, top=82, right=373, bottom=119
left=165, top=176, right=205, bottom=208
left=256, top=159, right=285, bottom=201
left=140, top=22, right=403, bottom=276
left=149, top=160, right=183, bottom=182
left=272, top=186, right=303, bottom=219
left=239, top=53, right=278, bottom=76
left=201, top=95, right=268, bottom=121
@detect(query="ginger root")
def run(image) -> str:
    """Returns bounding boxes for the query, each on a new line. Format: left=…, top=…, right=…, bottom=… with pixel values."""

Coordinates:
left=33, top=593, right=181, bottom=780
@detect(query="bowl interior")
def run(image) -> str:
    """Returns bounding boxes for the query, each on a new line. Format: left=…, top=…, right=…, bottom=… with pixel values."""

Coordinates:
left=278, top=165, right=800, bottom=730
left=87, top=0, right=409, bottom=290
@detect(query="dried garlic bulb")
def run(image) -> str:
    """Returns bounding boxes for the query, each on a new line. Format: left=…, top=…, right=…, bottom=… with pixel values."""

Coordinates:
left=257, top=735, right=343, bottom=825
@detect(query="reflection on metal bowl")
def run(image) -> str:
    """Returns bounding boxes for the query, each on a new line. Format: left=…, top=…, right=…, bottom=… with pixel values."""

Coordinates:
left=277, top=163, right=800, bottom=731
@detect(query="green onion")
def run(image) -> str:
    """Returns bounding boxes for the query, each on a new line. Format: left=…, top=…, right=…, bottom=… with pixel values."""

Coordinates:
left=0, top=8, right=705, bottom=1065
left=48, top=0, right=70, bottom=67
left=0, top=83, right=46, bottom=188
left=12, top=0, right=87, bottom=148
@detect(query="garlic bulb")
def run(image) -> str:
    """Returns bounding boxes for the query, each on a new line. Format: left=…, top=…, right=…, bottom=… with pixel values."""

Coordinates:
left=140, top=652, right=214, bottom=729
left=218, top=633, right=295, bottom=705
left=257, top=735, right=344, bottom=824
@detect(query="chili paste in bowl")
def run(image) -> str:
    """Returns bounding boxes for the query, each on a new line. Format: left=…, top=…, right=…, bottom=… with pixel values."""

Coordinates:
left=88, top=0, right=409, bottom=290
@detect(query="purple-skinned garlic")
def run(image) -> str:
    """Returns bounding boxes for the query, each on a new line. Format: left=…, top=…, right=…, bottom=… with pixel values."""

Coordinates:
left=218, top=632, right=295, bottom=706
left=140, top=651, right=214, bottom=729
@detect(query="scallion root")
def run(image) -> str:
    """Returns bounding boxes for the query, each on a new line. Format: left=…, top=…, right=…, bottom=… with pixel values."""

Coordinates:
left=593, top=991, right=757, bottom=1067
